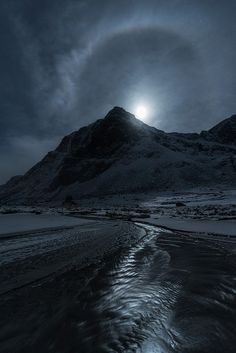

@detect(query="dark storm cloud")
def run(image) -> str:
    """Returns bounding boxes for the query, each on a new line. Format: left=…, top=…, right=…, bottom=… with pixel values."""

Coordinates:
left=0, top=0, right=236, bottom=182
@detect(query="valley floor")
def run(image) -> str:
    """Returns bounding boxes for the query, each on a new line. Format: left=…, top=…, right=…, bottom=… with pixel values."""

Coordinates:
left=1, top=189, right=236, bottom=237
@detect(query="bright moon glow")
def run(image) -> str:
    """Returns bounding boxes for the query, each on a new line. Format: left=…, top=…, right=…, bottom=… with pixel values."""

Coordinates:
left=135, top=105, right=149, bottom=122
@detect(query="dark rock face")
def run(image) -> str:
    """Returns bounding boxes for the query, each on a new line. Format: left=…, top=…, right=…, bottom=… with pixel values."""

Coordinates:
left=50, top=159, right=113, bottom=190
left=0, top=107, right=236, bottom=204
left=48, top=107, right=159, bottom=191
left=56, top=107, right=156, bottom=157
left=49, top=107, right=154, bottom=190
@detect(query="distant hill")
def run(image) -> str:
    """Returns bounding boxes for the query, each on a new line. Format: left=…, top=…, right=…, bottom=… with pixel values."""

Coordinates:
left=205, top=114, right=236, bottom=145
left=0, top=107, right=236, bottom=204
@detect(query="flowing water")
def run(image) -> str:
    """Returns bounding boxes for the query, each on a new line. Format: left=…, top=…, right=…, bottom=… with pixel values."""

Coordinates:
left=0, top=224, right=236, bottom=353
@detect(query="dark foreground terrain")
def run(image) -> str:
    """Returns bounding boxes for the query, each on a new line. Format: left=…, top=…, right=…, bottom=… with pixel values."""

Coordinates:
left=0, top=220, right=236, bottom=353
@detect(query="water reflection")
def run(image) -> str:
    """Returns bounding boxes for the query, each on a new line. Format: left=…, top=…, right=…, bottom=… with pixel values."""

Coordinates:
left=52, top=227, right=236, bottom=353
left=1, top=226, right=236, bottom=353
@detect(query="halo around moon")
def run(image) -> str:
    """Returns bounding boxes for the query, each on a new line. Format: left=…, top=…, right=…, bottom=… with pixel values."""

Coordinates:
left=135, top=105, right=149, bottom=122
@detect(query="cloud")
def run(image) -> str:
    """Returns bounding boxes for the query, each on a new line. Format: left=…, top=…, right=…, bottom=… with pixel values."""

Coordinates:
left=0, top=135, right=59, bottom=184
left=0, top=0, right=236, bottom=182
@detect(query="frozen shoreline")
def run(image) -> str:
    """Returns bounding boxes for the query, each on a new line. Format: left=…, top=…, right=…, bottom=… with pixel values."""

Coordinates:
left=0, top=214, right=92, bottom=237
left=1, top=188, right=236, bottom=241
left=135, top=215, right=236, bottom=237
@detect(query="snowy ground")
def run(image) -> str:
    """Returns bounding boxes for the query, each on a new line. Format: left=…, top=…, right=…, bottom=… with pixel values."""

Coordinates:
left=0, top=214, right=92, bottom=237
left=137, top=190, right=236, bottom=236
left=135, top=216, right=236, bottom=237
left=0, top=189, right=235, bottom=237
left=59, top=189, right=236, bottom=237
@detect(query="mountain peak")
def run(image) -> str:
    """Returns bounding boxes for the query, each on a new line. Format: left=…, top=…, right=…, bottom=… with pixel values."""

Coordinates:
left=56, top=106, right=151, bottom=155
left=103, top=106, right=152, bottom=132
left=104, top=106, right=135, bottom=121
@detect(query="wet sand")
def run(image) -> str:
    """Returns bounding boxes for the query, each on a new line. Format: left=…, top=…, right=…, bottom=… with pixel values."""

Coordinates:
left=0, top=222, right=236, bottom=352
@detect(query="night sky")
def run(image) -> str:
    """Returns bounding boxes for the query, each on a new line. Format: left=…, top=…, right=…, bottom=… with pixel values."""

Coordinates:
left=0, top=0, right=235, bottom=183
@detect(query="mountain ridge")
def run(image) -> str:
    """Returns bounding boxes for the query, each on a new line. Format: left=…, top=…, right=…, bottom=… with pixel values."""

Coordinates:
left=0, top=107, right=236, bottom=204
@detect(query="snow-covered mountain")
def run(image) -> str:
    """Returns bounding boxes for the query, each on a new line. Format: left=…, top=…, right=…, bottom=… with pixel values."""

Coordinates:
left=1, top=107, right=236, bottom=204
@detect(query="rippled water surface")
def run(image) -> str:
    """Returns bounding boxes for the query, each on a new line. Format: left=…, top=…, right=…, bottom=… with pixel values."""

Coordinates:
left=0, top=225, right=236, bottom=353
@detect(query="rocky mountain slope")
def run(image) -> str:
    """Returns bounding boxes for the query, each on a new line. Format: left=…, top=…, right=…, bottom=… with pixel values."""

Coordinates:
left=0, top=107, right=236, bottom=204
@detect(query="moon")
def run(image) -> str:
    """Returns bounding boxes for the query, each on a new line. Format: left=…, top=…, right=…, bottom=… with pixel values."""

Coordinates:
left=135, top=105, right=149, bottom=122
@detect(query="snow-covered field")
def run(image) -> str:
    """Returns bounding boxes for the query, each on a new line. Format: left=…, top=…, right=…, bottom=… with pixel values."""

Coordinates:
left=0, top=213, right=91, bottom=237
left=137, top=190, right=236, bottom=236
left=136, top=216, right=236, bottom=236
left=1, top=189, right=235, bottom=237
left=58, top=189, right=236, bottom=236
